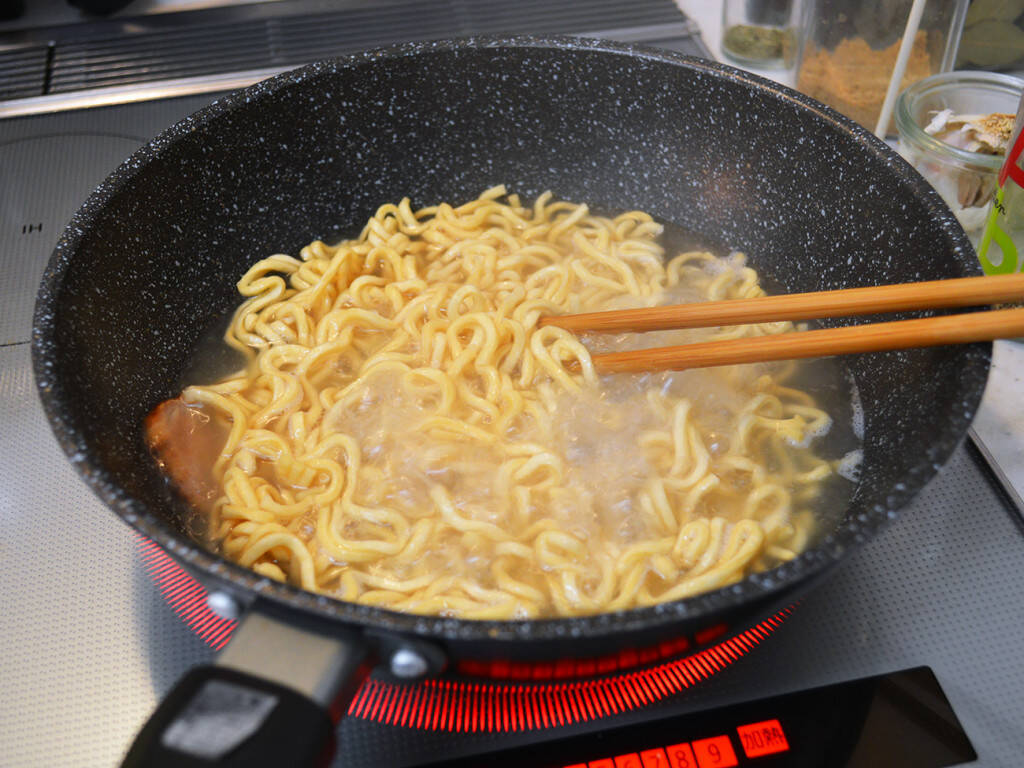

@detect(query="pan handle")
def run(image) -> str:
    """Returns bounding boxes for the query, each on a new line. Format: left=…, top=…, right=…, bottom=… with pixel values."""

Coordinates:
left=122, top=602, right=370, bottom=767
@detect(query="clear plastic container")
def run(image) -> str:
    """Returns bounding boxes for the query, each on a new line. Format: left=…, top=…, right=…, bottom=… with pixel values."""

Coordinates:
left=721, top=0, right=800, bottom=69
left=796, top=0, right=969, bottom=132
left=978, top=89, right=1024, bottom=277
left=895, top=70, right=1024, bottom=248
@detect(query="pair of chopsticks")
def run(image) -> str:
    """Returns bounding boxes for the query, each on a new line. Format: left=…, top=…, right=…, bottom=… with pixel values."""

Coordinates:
left=538, top=273, right=1024, bottom=373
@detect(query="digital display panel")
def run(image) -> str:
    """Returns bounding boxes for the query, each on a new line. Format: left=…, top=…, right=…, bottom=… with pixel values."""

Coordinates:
left=736, top=720, right=789, bottom=758
left=664, top=742, right=696, bottom=768
left=418, top=667, right=975, bottom=768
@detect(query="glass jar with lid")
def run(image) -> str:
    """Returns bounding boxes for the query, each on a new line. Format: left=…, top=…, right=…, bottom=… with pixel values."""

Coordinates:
left=721, top=0, right=801, bottom=69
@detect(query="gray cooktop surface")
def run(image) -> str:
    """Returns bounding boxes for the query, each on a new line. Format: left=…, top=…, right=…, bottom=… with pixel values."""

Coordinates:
left=3, top=23, right=1024, bottom=768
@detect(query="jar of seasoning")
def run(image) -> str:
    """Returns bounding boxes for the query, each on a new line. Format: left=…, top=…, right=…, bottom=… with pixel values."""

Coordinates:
left=958, top=0, right=1024, bottom=72
left=895, top=70, right=1023, bottom=249
left=721, top=0, right=800, bottom=69
left=796, top=0, right=969, bottom=132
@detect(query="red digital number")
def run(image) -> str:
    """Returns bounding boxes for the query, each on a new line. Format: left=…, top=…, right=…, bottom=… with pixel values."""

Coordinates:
left=614, top=754, right=643, bottom=768
left=565, top=764, right=588, bottom=768
left=691, top=736, right=738, bottom=768
left=588, top=760, right=615, bottom=768
left=665, top=742, right=697, bottom=768
left=737, top=719, right=790, bottom=758
left=640, top=748, right=670, bottom=768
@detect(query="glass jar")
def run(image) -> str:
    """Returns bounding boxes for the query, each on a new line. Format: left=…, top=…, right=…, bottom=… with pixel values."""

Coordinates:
left=721, top=0, right=800, bottom=69
left=958, top=1, right=1024, bottom=72
left=895, top=70, right=1024, bottom=249
left=796, top=0, right=970, bottom=132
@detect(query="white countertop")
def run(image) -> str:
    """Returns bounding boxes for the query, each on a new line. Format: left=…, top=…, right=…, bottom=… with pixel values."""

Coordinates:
left=971, top=341, right=1024, bottom=508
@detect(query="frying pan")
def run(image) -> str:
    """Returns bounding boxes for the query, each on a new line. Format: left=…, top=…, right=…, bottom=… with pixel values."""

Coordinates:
left=32, top=37, right=988, bottom=767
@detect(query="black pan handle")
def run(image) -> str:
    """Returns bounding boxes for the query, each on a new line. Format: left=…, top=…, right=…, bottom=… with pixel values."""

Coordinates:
left=121, top=665, right=338, bottom=767
left=122, top=602, right=370, bottom=767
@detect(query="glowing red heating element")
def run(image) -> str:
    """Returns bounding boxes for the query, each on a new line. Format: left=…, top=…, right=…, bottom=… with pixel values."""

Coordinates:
left=345, top=612, right=792, bottom=732
left=137, top=536, right=237, bottom=650
left=140, top=537, right=793, bottom=732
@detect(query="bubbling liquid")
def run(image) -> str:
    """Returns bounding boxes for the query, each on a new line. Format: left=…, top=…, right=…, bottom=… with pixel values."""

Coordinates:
left=148, top=188, right=860, bottom=619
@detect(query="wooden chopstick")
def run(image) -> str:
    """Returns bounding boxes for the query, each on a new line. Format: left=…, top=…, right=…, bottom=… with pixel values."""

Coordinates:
left=538, top=273, right=1024, bottom=334
left=588, top=306, right=1024, bottom=374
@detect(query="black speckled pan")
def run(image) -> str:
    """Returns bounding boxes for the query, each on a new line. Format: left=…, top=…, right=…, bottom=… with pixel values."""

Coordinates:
left=33, top=36, right=986, bottom=757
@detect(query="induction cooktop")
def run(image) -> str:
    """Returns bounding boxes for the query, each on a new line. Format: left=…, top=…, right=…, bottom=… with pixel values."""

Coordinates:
left=2, top=3, right=1023, bottom=767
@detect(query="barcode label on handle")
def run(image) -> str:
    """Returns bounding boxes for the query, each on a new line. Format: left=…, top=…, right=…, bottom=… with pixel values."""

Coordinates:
left=161, top=679, right=278, bottom=759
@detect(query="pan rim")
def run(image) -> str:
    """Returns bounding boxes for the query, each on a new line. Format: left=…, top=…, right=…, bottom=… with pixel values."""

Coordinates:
left=32, top=34, right=987, bottom=644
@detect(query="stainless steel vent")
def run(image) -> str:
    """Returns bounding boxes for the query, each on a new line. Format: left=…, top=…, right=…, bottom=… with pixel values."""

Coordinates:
left=0, top=0, right=707, bottom=116
left=0, top=42, right=49, bottom=100
left=48, top=2, right=455, bottom=93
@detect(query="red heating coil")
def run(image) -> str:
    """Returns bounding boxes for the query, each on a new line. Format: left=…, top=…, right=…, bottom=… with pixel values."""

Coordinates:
left=137, top=535, right=237, bottom=650
left=139, top=536, right=793, bottom=732
left=345, top=609, right=792, bottom=734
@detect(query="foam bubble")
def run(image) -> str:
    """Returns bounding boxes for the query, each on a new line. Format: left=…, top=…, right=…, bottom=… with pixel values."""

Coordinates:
left=849, top=378, right=864, bottom=441
left=837, top=449, right=864, bottom=483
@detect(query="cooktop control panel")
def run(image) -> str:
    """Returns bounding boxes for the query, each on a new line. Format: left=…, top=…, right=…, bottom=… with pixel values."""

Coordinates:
left=421, top=668, right=975, bottom=768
